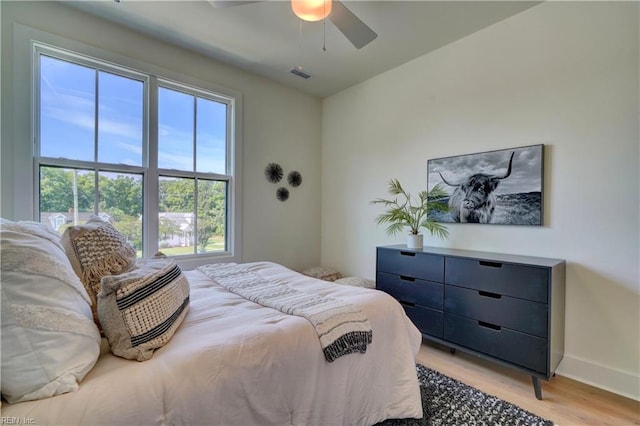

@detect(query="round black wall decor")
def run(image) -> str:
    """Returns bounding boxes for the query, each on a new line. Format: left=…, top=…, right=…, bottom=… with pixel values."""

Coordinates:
left=287, top=171, right=303, bottom=187
left=265, top=163, right=283, bottom=183
left=276, top=187, right=290, bottom=202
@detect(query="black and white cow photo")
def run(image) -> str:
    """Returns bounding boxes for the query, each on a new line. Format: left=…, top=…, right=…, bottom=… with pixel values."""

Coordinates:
left=427, top=145, right=544, bottom=225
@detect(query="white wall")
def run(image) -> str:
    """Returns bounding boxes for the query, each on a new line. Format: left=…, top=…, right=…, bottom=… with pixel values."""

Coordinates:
left=1, top=1, right=322, bottom=272
left=322, top=2, right=640, bottom=400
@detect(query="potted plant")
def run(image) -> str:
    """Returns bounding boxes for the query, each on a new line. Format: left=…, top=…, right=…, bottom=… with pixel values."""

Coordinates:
left=371, top=179, right=449, bottom=249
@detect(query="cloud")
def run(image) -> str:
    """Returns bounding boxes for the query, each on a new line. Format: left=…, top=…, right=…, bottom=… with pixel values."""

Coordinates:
left=117, top=142, right=143, bottom=155
left=42, top=90, right=142, bottom=141
left=428, top=147, right=542, bottom=194
left=158, top=150, right=193, bottom=171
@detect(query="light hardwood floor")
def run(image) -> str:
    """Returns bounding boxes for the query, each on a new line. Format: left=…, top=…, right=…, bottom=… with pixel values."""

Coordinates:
left=416, top=341, right=640, bottom=426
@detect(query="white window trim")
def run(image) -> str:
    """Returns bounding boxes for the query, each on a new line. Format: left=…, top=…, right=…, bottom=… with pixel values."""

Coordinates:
left=12, top=23, right=243, bottom=269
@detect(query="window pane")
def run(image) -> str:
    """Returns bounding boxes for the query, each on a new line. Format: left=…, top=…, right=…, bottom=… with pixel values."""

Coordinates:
left=158, top=176, right=195, bottom=255
left=39, top=166, right=95, bottom=233
left=98, top=71, right=144, bottom=166
left=40, top=55, right=95, bottom=161
left=197, top=180, right=227, bottom=253
left=158, top=87, right=194, bottom=171
left=196, top=98, right=227, bottom=174
left=98, top=172, right=143, bottom=256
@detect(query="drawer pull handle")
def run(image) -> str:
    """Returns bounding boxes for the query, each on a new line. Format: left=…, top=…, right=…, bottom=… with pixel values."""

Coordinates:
left=479, top=290, right=502, bottom=299
left=479, top=260, right=502, bottom=268
left=400, top=251, right=416, bottom=257
left=400, top=301, right=416, bottom=307
left=478, top=321, right=501, bottom=331
left=400, top=275, right=416, bottom=282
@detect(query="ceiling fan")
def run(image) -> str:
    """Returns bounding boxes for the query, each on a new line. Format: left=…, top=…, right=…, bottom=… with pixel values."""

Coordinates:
left=207, top=0, right=378, bottom=49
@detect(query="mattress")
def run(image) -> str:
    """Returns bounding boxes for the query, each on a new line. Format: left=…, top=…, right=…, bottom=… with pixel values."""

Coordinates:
left=2, top=261, right=423, bottom=425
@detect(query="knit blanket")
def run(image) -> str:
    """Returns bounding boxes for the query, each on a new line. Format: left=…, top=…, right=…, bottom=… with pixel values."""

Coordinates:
left=197, top=263, right=373, bottom=362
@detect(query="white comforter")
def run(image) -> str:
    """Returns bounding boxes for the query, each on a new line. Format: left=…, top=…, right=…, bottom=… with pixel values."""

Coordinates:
left=2, top=262, right=423, bottom=425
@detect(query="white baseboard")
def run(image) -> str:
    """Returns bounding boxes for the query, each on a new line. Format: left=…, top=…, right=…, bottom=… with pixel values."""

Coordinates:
left=556, top=355, right=640, bottom=401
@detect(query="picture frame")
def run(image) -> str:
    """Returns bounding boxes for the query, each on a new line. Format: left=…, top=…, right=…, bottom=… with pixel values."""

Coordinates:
left=427, top=144, right=544, bottom=225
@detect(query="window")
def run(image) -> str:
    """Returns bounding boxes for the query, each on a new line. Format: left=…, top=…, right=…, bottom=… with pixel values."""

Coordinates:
left=34, top=44, right=238, bottom=261
left=156, top=84, right=229, bottom=255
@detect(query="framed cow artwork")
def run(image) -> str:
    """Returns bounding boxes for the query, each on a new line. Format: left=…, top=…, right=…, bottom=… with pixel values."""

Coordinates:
left=427, top=144, right=544, bottom=225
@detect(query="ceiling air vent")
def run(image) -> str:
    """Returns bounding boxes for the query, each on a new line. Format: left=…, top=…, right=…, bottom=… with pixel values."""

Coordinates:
left=290, top=66, right=311, bottom=80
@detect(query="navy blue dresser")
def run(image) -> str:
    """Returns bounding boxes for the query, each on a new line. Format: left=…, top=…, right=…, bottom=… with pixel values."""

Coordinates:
left=376, top=245, right=565, bottom=399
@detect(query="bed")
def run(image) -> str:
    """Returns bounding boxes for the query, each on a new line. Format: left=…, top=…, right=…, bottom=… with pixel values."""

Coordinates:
left=1, top=227, right=423, bottom=426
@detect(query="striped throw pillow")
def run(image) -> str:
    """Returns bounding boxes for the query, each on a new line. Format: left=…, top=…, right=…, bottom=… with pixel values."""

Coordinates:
left=98, top=258, right=190, bottom=361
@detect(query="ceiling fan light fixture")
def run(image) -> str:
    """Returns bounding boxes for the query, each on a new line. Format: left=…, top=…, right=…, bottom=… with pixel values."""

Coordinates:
left=291, top=0, right=332, bottom=22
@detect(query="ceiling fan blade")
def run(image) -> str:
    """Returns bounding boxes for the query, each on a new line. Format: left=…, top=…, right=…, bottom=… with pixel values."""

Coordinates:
left=329, top=1, right=377, bottom=49
left=207, top=0, right=262, bottom=8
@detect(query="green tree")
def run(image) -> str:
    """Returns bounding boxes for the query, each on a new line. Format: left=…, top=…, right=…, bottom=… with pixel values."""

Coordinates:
left=197, top=180, right=226, bottom=252
left=39, top=167, right=73, bottom=212
left=99, top=174, right=142, bottom=217
left=40, top=167, right=95, bottom=214
left=159, top=216, right=180, bottom=241
left=116, top=215, right=143, bottom=252
left=159, top=178, right=194, bottom=212
left=75, top=172, right=95, bottom=212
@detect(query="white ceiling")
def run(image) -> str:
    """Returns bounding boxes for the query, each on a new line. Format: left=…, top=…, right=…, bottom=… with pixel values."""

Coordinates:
left=63, top=0, right=540, bottom=98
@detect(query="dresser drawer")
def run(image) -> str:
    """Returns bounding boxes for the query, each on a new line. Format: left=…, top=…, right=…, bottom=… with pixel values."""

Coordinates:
left=445, top=257, right=548, bottom=303
left=444, top=285, right=548, bottom=338
left=402, top=304, right=443, bottom=339
left=377, top=248, right=444, bottom=282
left=444, top=313, right=547, bottom=374
left=377, top=272, right=443, bottom=310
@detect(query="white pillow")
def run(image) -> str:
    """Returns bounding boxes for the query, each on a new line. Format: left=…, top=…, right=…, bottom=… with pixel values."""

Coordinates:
left=0, top=219, right=101, bottom=404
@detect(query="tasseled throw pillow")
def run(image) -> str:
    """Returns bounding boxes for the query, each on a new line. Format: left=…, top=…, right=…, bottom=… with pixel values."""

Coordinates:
left=60, top=215, right=137, bottom=326
left=98, top=257, right=190, bottom=361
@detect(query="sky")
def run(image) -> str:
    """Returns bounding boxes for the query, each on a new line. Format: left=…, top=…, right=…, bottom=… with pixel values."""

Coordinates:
left=39, top=54, right=228, bottom=174
left=427, top=145, right=543, bottom=195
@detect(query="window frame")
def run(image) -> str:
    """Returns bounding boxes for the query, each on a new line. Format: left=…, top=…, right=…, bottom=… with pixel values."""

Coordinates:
left=12, top=24, right=243, bottom=268
left=154, top=79, right=235, bottom=257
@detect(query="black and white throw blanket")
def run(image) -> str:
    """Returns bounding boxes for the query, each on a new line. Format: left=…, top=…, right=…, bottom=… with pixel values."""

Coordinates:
left=197, top=263, right=373, bottom=362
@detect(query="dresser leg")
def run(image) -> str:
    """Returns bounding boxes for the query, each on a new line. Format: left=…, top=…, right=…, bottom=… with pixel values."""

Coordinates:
left=449, top=347, right=456, bottom=354
left=532, top=376, right=543, bottom=400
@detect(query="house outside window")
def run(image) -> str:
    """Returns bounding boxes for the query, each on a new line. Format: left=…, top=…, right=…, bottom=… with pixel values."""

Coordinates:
left=48, top=213, right=66, bottom=231
left=33, top=42, right=240, bottom=262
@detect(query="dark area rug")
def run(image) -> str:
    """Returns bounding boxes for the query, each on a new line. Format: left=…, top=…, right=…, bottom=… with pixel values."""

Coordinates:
left=377, top=364, right=554, bottom=426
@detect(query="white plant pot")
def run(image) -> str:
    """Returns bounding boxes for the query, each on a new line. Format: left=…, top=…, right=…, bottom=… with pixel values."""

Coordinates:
left=407, top=234, right=424, bottom=250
